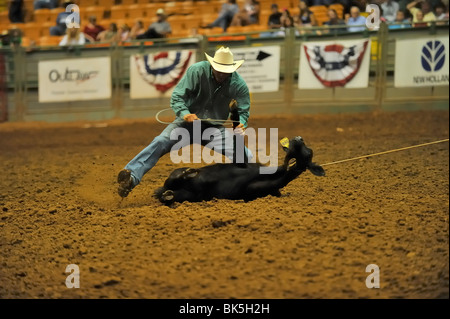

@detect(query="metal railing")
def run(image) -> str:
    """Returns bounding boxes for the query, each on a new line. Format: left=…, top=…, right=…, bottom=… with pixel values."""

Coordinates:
left=0, top=22, right=448, bottom=123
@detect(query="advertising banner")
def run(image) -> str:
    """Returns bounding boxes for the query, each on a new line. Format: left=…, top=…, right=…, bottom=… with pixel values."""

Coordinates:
left=395, top=36, right=449, bottom=87
left=38, top=57, right=111, bottom=103
left=231, top=46, right=280, bottom=93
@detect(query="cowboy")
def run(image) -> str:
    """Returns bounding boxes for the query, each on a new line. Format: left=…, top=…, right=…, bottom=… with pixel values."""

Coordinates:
left=117, top=47, right=253, bottom=198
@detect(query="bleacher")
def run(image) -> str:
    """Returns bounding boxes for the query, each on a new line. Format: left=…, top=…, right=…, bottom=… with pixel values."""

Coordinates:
left=0, top=0, right=345, bottom=47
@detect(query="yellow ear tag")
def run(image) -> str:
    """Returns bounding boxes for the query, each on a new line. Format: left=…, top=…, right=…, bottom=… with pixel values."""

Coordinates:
left=280, top=137, right=290, bottom=149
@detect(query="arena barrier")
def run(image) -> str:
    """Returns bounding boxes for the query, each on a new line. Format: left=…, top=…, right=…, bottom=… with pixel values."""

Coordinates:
left=0, top=22, right=448, bottom=123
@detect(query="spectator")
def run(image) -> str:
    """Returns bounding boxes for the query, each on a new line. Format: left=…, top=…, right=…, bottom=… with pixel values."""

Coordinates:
left=129, top=20, right=146, bottom=39
left=407, top=0, right=436, bottom=23
left=97, top=22, right=119, bottom=42
left=231, top=0, right=260, bottom=26
left=202, top=0, right=239, bottom=32
left=412, top=9, right=429, bottom=25
left=59, top=27, right=86, bottom=46
left=50, top=1, right=75, bottom=36
left=434, top=2, right=447, bottom=19
left=136, top=8, right=171, bottom=39
left=295, top=1, right=317, bottom=27
left=388, top=10, right=412, bottom=29
left=381, top=0, right=400, bottom=22
left=267, top=3, right=282, bottom=29
left=34, top=0, right=58, bottom=10
left=8, top=0, right=24, bottom=23
left=83, top=16, right=104, bottom=42
left=118, top=23, right=131, bottom=42
left=345, top=6, right=367, bottom=31
left=323, top=8, right=346, bottom=25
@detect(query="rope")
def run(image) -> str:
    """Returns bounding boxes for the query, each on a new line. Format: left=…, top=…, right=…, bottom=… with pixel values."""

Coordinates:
left=155, top=108, right=238, bottom=126
left=321, top=138, right=449, bottom=167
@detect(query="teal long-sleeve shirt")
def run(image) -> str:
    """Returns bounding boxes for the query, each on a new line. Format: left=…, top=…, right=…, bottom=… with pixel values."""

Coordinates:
left=170, top=61, right=250, bottom=128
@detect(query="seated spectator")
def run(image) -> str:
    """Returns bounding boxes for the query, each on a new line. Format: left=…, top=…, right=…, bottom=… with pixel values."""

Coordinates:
left=129, top=20, right=146, bottom=39
left=136, top=9, right=171, bottom=39
left=434, top=2, right=447, bottom=19
left=381, top=0, right=400, bottom=22
left=50, top=1, right=75, bottom=36
left=267, top=3, right=282, bottom=29
left=230, top=0, right=260, bottom=26
left=407, top=0, right=436, bottom=23
left=202, top=0, right=239, bottom=32
left=412, top=9, right=429, bottom=25
left=323, top=8, right=346, bottom=26
left=274, top=9, right=298, bottom=36
left=59, top=27, right=86, bottom=46
left=118, top=23, right=131, bottom=42
left=97, top=22, right=119, bottom=42
left=388, top=10, right=412, bottom=29
left=83, top=16, right=104, bottom=42
left=34, top=0, right=58, bottom=10
left=345, top=6, right=367, bottom=32
left=294, top=1, right=317, bottom=27
left=9, top=0, right=24, bottom=23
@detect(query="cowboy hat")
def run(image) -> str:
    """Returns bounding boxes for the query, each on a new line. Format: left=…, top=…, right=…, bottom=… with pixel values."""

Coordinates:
left=205, top=47, right=244, bottom=73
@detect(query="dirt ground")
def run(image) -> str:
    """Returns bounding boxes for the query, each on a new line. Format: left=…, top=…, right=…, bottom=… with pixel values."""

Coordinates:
left=0, top=110, right=448, bottom=299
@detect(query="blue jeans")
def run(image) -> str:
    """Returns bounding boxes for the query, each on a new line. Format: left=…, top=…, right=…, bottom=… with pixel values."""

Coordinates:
left=124, top=120, right=253, bottom=188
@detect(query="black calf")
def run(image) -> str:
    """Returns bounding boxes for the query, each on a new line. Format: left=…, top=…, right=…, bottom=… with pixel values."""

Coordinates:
left=155, top=136, right=325, bottom=205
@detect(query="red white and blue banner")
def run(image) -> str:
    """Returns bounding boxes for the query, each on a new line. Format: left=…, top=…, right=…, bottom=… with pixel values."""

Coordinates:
left=395, top=36, right=449, bottom=87
left=130, top=50, right=195, bottom=99
left=299, top=39, right=371, bottom=89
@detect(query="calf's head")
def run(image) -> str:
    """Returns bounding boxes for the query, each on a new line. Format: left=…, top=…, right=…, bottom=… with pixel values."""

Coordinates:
left=282, top=136, right=325, bottom=176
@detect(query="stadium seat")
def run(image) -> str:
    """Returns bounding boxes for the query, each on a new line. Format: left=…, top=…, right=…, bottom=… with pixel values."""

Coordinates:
left=197, top=2, right=218, bottom=15
left=127, top=4, right=144, bottom=20
left=22, top=23, right=43, bottom=42
left=309, top=5, right=328, bottom=15
left=181, top=16, right=202, bottom=30
left=0, top=10, right=9, bottom=24
left=121, top=0, right=137, bottom=5
left=96, top=0, right=116, bottom=7
left=110, top=5, right=128, bottom=20
left=226, top=26, right=248, bottom=34
left=34, top=8, right=52, bottom=24
left=83, top=6, right=106, bottom=21
left=39, top=35, right=63, bottom=46
left=41, top=22, right=54, bottom=36
left=277, top=0, right=293, bottom=10
left=143, top=3, right=159, bottom=18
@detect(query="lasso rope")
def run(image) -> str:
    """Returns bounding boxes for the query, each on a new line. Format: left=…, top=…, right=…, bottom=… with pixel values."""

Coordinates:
left=156, top=108, right=238, bottom=126
left=321, top=139, right=449, bottom=167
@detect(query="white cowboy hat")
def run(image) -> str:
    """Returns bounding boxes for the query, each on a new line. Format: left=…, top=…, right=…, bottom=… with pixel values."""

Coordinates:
left=205, top=47, right=244, bottom=73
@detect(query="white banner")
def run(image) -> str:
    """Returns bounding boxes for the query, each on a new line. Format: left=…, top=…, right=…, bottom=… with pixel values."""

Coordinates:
left=299, top=39, right=371, bottom=89
left=38, top=57, right=111, bottom=103
left=130, top=50, right=196, bottom=99
left=395, top=36, right=449, bottom=87
left=232, top=46, right=280, bottom=93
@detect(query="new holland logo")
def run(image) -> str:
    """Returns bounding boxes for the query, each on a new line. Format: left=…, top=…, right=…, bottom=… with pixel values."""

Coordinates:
left=421, top=40, right=445, bottom=72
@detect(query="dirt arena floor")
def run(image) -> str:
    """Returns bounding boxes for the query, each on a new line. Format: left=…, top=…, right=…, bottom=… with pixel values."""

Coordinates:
left=0, top=110, right=448, bottom=299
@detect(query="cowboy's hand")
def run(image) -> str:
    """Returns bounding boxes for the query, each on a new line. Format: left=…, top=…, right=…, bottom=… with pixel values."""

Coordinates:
left=183, top=113, right=199, bottom=122
left=234, top=123, right=246, bottom=136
